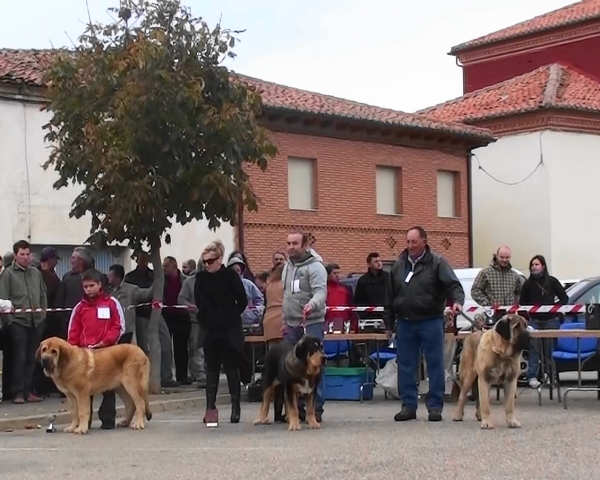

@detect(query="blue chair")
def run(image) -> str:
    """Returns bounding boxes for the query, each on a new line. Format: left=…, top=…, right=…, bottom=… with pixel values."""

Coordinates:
left=369, top=337, right=397, bottom=369
left=552, top=321, right=599, bottom=403
left=324, top=340, right=351, bottom=365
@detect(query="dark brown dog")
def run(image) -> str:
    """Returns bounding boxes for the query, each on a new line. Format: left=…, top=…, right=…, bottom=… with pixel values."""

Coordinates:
left=253, top=335, right=325, bottom=431
left=453, top=314, right=530, bottom=429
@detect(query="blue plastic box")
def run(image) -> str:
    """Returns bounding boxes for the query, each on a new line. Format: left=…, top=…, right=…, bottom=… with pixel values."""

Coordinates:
left=323, top=367, right=375, bottom=401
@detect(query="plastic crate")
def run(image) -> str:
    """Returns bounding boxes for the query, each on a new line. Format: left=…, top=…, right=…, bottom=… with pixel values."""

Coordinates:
left=323, top=366, right=375, bottom=401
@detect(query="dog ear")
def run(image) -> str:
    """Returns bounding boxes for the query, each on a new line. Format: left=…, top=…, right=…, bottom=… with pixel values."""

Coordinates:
left=495, top=317, right=512, bottom=341
left=295, top=339, right=309, bottom=361
left=35, top=344, right=43, bottom=362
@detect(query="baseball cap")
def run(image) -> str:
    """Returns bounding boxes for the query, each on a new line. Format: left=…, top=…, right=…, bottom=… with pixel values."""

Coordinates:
left=40, top=247, right=60, bottom=262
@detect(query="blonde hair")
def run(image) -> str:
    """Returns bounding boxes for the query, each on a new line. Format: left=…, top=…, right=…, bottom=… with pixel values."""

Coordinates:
left=202, top=240, right=225, bottom=260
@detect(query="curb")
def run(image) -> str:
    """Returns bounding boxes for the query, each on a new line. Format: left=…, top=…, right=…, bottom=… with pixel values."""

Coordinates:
left=0, top=393, right=233, bottom=432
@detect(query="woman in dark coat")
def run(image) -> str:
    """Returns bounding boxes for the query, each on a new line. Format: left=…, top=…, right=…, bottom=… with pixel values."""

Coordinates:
left=195, top=241, right=248, bottom=426
left=519, top=254, right=568, bottom=388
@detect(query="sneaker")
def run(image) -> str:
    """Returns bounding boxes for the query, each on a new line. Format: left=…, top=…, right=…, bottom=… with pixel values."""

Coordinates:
left=12, top=395, right=25, bottom=405
left=428, top=409, right=443, bottom=422
left=100, top=422, right=115, bottom=430
left=26, top=393, right=43, bottom=403
left=394, top=406, right=417, bottom=422
left=315, top=412, right=323, bottom=423
left=196, top=379, right=207, bottom=389
left=528, top=378, right=541, bottom=389
left=298, top=410, right=306, bottom=422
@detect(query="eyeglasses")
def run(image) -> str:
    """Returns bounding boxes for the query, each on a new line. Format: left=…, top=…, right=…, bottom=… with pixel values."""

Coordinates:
left=203, top=257, right=219, bottom=266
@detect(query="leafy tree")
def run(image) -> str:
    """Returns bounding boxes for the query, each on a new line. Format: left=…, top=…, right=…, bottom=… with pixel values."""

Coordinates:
left=43, top=0, right=277, bottom=392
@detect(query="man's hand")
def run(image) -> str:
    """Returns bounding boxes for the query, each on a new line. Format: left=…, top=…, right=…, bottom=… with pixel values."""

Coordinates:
left=302, top=303, right=313, bottom=318
left=451, top=303, right=462, bottom=315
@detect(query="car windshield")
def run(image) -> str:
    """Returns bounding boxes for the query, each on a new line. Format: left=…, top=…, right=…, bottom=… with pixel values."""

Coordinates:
left=566, top=280, right=590, bottom=300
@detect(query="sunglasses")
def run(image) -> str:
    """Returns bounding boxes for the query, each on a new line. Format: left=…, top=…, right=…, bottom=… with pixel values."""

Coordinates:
left=203, top=257, right=219, bottom=266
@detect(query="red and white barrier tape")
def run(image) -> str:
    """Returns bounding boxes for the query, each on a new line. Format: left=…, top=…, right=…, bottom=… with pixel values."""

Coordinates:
left=0, top=303, right=588, bottom=315
left=465, top=304, right=586, bottom=314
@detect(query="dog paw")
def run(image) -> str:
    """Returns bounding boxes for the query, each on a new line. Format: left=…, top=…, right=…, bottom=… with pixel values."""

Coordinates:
left=451, top=412, right=464, bottom=422
left=253, top=417, right=271, bottom=426
left=506, top=418, right=521, bottom=429
left=475, top=411, right=482, bottom=422
left=63, top=424, right=76, bottom=433
left=119, top=419, right=130, bottom=428
left=480, top=419, right=494, bottom=430
left=288, top=420, right=302, bottom=431
left=73, top=426, right=88, bottom=435
left=307, top=419, right=321, bottom=429
left=129, top=420, right=145, bottom=430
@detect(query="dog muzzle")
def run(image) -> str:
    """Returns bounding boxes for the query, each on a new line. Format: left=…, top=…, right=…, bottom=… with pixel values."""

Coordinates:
left=41, top=357, right=54, bottom=374
left=515, top=331, right=531, bottom=352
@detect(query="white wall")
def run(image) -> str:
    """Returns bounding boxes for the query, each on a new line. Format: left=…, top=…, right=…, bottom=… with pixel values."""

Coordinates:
left=0, top=98, right=234, bottom=269
left=544, top=131, right=600, bottom=280
left=471, top=129, right=600, bottom=280
left=470, top=131, right=551, bottom=273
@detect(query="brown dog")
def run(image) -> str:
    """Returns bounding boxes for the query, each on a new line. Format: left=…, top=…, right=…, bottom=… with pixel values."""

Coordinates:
left=254, top=335, right=325, bottom=431
left=452, top=314, right=530, bottom=429
left=36, top=337, right=152, bottom=434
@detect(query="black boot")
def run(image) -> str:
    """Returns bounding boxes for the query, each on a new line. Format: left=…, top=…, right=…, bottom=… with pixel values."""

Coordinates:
left=273, top=385, right=286, bottom=423
left=203, top=370, right=220, bottom=425
left=225, top=369, right=241, bottom=424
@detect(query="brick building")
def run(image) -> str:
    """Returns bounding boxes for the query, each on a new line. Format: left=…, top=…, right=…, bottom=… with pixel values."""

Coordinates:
left=237, top=76, right=494, bottom=273
left=0, top=49, right=495, bottom=275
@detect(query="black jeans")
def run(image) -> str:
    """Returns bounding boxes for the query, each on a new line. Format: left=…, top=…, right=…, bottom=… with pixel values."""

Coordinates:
left=9, top=321, right=45, bottom=398
left=163, top=312, right=191, bottom=382
left=89, top=333, right=133, bottom=427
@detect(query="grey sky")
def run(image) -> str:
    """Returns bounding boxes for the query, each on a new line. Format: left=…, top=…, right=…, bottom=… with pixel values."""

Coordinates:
left=1, top=0, right=574, bottom=112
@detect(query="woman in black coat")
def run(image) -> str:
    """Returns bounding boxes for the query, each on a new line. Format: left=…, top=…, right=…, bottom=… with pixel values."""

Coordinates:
left=195, top=241, right=248, bottom=426
left=519, top=254, right=568, bottom=389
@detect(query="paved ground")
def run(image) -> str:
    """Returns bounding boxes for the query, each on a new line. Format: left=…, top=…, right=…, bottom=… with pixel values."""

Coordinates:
left=0, top=385, right=599, bottom=480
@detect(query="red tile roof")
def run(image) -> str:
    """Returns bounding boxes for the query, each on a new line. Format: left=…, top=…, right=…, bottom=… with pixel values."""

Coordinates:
left=236, top=74, right=493, bottom=141
left=0, top=48, right=56, bottom=86
left=451, top=0, right=600, bottom=54
left=0, top=48, right=494, bottom=143
left=418, top=64, right=600, bottom=124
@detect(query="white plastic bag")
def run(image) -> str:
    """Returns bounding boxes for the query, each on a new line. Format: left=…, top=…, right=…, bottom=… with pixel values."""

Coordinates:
left=376, top=358, right=400, bottom=399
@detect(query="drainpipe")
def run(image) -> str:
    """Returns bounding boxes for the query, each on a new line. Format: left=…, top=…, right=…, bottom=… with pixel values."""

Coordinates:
left=467, top=150, right=474, bottom=267
left=237, top=196, right=245, bottom=252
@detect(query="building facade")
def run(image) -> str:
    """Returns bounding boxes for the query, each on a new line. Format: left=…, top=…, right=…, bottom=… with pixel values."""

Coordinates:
left=0, top=50, right=494, bottom=276
left=421, top=0, right=600, bottom=279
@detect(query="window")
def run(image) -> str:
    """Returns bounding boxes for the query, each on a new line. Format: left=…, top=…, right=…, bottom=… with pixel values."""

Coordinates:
left=288, top=157, right=316, bottom=210
left=575, top=284, right=600, bottom=305
left=437, top=170, right=460, bottom=218
left=376, top=167, right=402, bottom=215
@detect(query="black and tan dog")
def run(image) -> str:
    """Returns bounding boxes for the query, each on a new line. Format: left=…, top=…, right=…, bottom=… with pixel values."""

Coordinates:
left=253, top=335, right=325, bottom=431
left=453, top=314, right=530, bottom=429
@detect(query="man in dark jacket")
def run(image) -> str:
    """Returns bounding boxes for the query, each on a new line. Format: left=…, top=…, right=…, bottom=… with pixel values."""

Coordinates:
left=354, top=252, right=390, bottom=322
left=386, top=226, right=464, bottom=423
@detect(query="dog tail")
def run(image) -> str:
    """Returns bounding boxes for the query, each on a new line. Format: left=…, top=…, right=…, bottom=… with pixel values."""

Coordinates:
left=142, top=356, right=153, bottom=422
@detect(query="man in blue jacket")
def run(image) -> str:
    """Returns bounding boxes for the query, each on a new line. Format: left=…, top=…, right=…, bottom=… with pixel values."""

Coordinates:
left=386, top=226, right=464, bottom=422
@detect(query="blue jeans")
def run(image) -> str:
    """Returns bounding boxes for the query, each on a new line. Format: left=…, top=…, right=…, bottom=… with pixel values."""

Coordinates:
left=282, top=323, right=325, bottom=415
left=527, top=317, right=561, bottom=381
left=396, top=318, right=445, bottom=411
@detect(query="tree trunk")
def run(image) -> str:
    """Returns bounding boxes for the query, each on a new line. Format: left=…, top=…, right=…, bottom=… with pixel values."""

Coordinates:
left=148, top=239, right=164, bottom=394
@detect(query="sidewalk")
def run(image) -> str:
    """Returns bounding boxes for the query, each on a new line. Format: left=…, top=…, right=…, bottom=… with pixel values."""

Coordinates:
left=0, top=380, right=230, bottom=432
